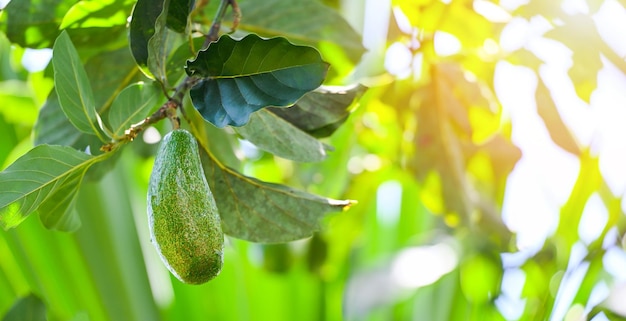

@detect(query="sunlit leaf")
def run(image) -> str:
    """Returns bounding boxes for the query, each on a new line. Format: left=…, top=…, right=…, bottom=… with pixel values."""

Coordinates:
left=107, top=82, right=162, bottom=138
left=198, top=147, right=352, bottom=243
left=186, top=34, right=329, bottom=127
left=52, top=31, right=104, bottom=140
left=60, top=0, right=129, bottom=29
left=58, top=0, right=133, bottom=49
left=0, top=145, right=110, bottom=230
left=0, top=0, right=72, bottom=48
left=235, top=110, right=330, bottom=162
left=408, top=63, right=514, bottom=238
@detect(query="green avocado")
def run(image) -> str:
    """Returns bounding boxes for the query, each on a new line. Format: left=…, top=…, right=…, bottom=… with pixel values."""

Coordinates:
left=147, top=129, right=224, bottom=284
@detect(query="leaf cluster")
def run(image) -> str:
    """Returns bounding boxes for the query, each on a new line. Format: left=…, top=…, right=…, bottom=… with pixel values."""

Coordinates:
left=0, top=0, right=364, bottom=242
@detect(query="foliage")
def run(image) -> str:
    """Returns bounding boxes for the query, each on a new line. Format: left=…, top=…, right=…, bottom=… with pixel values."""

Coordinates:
left=1, top=0, right=626, bottom=320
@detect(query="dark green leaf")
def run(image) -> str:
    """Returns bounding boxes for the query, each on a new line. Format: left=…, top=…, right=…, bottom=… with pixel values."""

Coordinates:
left=269, top=84, right=365, bottom=138
left=0, top=145, right=110, bottom=230
left=52, top=31, right=105, bottom=141
left=107, top=82, right=162, bottom=137
left=199, top=148, right=352, bottom=243
left=166, top=0, right=195, bottom=33
left=0, top=0, right=72, bottom=48
left=185, top=34, right=329, bottom=127
left=1, top=294, right=46, bottom=321
left=235, top=110, right=330, bottom=162
left=237, top=0, right=365, bottom=62
left=34, top=91, right=84, bottom=147
left=129, top=0, right=164, bottom=75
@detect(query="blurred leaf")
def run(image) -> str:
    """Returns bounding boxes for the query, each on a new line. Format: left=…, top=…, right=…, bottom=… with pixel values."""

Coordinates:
left=261, top=244, right=294, bottom=273
left=68, top=312, right=91, bottom=321
left=507, top=48, right=543, bottom=70
left=186, top=34, right=329, bottom=127
left=235, top=110, right=330, bottom=162
left=58, top=0, right=133, bottom=49
left=59, top=0, right=130, bottom=29
left=535, top=79, right=580, bottom=155
left=589, top=307, right=626, bottom=321
left=0, top=81, right=39, bottom=126
left=0, top=0, right=72, bottom=48
left=269, top=84, right=366, bottom=138
left=555, top=152, right=602, bottom=248
left=52, top=31, right=104, bottom=140
left=306, top=234, right=328, bottom=275
left=198, top=147, right=352, bottom=243
left=409, top=63, right=514, bottom=239
left=1, top=294, right=46, bottom=321
left=236, top=0, right=365, bottom=62
left=0, top=145, right=110, bottom=230
left=107, top=82, right=162, bottom=137
left=545, top=15, right=603, bottom=102
left=459, top=254, right=502, bottom=304
left=439, top=2, right=493, bottom=49
left=515, top=0, right=564, bottom=19
left=166, top=0, right=195, bottom=33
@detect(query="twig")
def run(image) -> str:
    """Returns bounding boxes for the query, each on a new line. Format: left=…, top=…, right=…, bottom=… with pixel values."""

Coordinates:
left=100, top=77, right=200, bottom=152
left=202, top=0, right=239, bottom=49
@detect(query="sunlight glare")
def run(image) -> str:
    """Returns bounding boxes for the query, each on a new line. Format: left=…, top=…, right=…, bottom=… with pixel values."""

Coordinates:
left=376, top=181, right=402, bottom=226
left=142, top=126, right=161, bottom=144
left=21, top=48, right=52, bottom=72
left=474, top=0, right=512, bottom=23
left=434, top=31, right=461, bottom=56
left=496, top=62, right=579, bottom=251
left=593, top=0, right=626, bottom=57
left=391, top=243, right=458, bottom=288
left=593, top=58, right=626, bottom=196
left=578, top=194, right=609, bottom=245
left=561, top=0, right=589, bottom=15
left=384, top=42, right=412, bottom=78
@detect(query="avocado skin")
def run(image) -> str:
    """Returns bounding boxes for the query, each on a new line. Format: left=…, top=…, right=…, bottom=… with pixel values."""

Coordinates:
left=147, top=129, right=224, bottom=284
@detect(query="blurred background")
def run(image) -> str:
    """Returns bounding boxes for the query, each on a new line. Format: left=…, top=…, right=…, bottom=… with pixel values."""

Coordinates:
left=2, top=0, right=626, bottom=320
